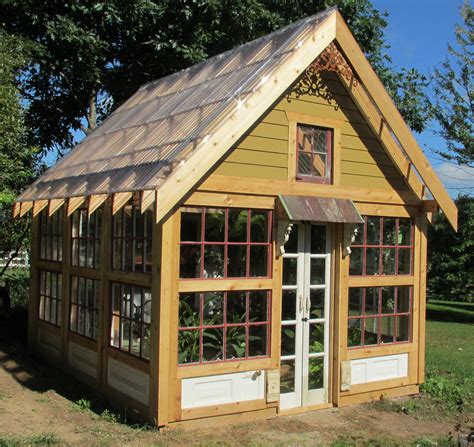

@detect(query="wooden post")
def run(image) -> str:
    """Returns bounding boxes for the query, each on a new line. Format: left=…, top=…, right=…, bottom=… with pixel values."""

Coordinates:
left=417, top=214, right=428, bottom=384
left=60, top=209, right=71, bottom=361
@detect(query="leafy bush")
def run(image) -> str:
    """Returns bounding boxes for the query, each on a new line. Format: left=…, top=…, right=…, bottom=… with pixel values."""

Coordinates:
left=1, top=267, right=29, bottom=310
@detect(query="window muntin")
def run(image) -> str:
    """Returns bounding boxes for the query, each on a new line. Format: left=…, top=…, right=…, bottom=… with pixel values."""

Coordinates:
left=112, top=203, right=152, bottom=273
left=347, top=286, right=412, bottom=348
left=71, top=208, right=101, bottom=269
left=179, top=207, right=272, bottom=279
left=178, top=290, right=271, bottom=365
left=39, top=271, right=62, bottom=326
left=349, top=216, right=414, bottom=276
left=39, top=209, right=63, bottom=262
left=110, top=283, right=151, bottom=360
left=296, top=124, right=332, bottom=183
left=70, top=276, right=100, bottom=340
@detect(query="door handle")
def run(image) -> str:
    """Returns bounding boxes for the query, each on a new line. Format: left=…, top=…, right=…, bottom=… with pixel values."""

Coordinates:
left=305, top=296, right=310, bottom=313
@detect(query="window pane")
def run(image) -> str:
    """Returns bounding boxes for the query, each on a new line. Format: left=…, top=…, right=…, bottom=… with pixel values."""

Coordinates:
left=203, top=292, right=224, bottom=326
left=178, top=330, right=200, bottom=364
left=310, top=225, right=326, bottom=254
left=202, top=328, right=223, bottom=362
left=297, top=151, right=312, bottom=175
left=281, top=325, right=296, bottom=356
left=398, top=248, right=412, bottom=274
left=367, top=217, right=380, bottom=245
left=309, top=289, right=324, bottom=319
left=347, top=319, right=362, bottom=347
left=205, top=209, right=225, bottom=242
left=313, top=152, right=327, bottom=177
left=249, top=291, right=267, bottom=322
left=280, top=359, right=296, bottom=393
left=282, top=290, right=296, bottom=321
left=308, top=357, right=324, bottom=390
left=366, top=248, right=380, bottom=275
left=249, top=245, right=268, bottom=277
left=142, top=325, right=151, bottom=360
left=397, top=316, right=410, bottom=342
left=364, top=317, right=379, bottom=346
left=309, top=323, right=324, bottom=353
left=397, top=287, right=411, bottom=313
left=398, top=219, right=412, bottom=245
left=228, top=209, right=248, bottom=242
left=365, top=288, right=379, bottom=315
left=121, top=319, right=131, bottom=351
left=348, top=288, right=363, bottom=317
left=381, top=316, right=395, bottom=343
left=250, top=211, right=268, bottom=242
left=381, top=287, right=395, bottom=314
left=248, top=325, right=267, bottom=357
left=382, top=248, right=396, bottom=275
left=180, top=245, right=201, bottom=278
left=226, top=291, right=246, bottom=324
left=131, top=321, right=141, bottom=357
left=282, top=258, right=297, bottom=286
left=310, top=258, right=325, bottom=285
left=227, top=245, right=247, bottom=277
left=349, top=247, right=363, bottom=275
left=383, top=218, right=397, bottom=245
left=179, top=293, right=200, bottom=327
left=352, top=223, right=364, bottom=245
left=226, top=326, right=246, bottom=360
left=284, top=226, right=298, bottom=254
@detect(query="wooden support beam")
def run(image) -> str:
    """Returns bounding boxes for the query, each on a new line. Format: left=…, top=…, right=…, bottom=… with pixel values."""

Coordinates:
left=335, top=12, right=457, bottom=230
left=32, top=200, right=48, bottom=217
left=112, top=191, right=133, bottom=215
left=422, top=199, right=438, bottom=213
left=88, top=194, right=108, bottom=215
left=141, top=190, right=155, bottom=214
left=67, top=196, right=86, bottom=216
left=48, top=198, right=65, bottom=217
left=19, top=201, right=33, bottom=217
left=12, top=202, right=20, bottom=218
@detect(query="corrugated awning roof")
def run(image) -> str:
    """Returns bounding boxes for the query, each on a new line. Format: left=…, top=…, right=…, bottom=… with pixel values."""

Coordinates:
left=277, top=195, right=363, bottom=223
left=16, top=7, right=336, bottom=204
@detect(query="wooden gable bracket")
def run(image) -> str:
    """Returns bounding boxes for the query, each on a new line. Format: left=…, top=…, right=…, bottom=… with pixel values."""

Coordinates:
left=48, top=198, right=65, bottom=217
left=88, top=194, right=108, bottom=216
left=32, top=200, right=48, bottom=217
left=334, top=11, right=457, bottom=230
left=112, top=191, right=133, bottom=215
left=18, top=201, right=33, bottom=217
left=141, top=190, right=155, bottom=214
left=12, top=202, right=21, bottom=218
left=67, top=196, right=86, bottom=216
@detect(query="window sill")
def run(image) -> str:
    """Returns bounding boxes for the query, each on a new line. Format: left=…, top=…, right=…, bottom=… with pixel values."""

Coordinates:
left=176, top=357, right=272, bottom=379
left=345, top=342, right=415, bottom=360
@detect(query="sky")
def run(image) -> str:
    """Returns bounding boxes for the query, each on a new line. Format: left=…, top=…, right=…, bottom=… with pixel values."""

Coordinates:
left=372, top=0, right=473, bottom=197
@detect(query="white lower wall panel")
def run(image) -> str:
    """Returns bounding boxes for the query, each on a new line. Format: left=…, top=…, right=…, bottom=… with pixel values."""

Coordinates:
left=181, top=370, right=265, bottom=409
left=68, top=342, right=97, bottom=379
left=37, top=328, right=60, bottom=357
left=351, top=353, right=408, bottom=385
left=107, top=358, right=150, bottom=405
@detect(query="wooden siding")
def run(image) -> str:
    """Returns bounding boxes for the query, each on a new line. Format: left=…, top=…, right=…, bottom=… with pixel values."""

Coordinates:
left=212, top=72, right=410, bottom=192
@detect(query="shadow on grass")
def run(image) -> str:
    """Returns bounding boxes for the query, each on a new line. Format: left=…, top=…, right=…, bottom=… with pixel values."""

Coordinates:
left=0, top=311, right=152, bottom=430
left=426, top=302, right=474, bottom=324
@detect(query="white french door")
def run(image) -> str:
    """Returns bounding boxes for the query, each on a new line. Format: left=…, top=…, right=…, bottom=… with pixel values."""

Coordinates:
left=280, top=223, right=331, bottom=410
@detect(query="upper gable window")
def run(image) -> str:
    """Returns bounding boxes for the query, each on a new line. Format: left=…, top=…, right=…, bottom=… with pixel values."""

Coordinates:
left=296, top=124, right=332, bottom=184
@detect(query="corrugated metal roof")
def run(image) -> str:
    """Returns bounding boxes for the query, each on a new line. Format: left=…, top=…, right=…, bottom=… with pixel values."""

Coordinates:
left=17, top=7, right=337, bottom=202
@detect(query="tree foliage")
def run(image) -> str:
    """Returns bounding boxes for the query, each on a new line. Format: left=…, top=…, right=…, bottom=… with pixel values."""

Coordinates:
left=0, top=31, right=39, bottom=272
left=2, top=0, right=430, bottom=156
left=427, top=195, right=474, bottom=303
left=431, top=1, right=473, bottom=167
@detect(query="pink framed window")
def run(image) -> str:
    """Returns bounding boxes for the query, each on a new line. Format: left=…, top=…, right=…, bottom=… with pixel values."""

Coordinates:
left=71, top=208, right=102, bottom=269
left=39, top=270, right=62, bottom=326
left=348, top=286, right=412, bottom=348
left=349, top=216, right=414, bottom=276
left=296, top=124, right=332, bottom=183
left=39, top=209, right=63, bottom=262
left=70, top=276, right=100, bottom=341
left=179, top=207, right=272, bottom=279
left=178, top=290, right=271, bottom=365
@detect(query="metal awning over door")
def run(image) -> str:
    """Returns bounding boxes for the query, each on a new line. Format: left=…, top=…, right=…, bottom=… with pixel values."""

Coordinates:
left=277, top=195, right=363, bottom=223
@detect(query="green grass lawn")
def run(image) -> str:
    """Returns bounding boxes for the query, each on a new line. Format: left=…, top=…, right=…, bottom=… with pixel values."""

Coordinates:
left=426, top=300, right=474, bottom=323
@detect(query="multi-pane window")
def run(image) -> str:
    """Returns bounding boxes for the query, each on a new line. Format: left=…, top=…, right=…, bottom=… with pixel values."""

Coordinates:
left=110, top=283, right=151, bottom=360
left=178, top=290, right=271, bottom=365
left=347, top=286, right=412, bottom=348
left=39, top=271, right=62, bottom=326
left=296, top=124, right=332, bottom=183
left=70, top=276, right=100, bottom=340
left=349, top=216, right=414, bottom=276
left=71, top=209, right=101, bottom=269
left=180, top=207, right=272, bottom=279
left=112, top=203, right=152, bottom=273
left=39, top=209, right=63, bottom=262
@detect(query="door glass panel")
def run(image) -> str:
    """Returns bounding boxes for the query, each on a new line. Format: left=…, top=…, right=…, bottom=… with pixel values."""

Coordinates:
left=282, top=290, right=297, bottom=321
left=364, top=317, right=379, bottom=346
left=309, top=289, right=324, bottom=319
left=308, top=357, right=324, bottom=390
left=280, top=359, right=296, bottom=393
left=281, top=325, right=296, bottom=356
left=309, top=323, right=324, bottom=354
left=285, top=225, right=298, bottom=253
left=310, top=258, right=325, bottom=285
left=283, top=258, right=297, bottom=285
left=310, top=226, right=326, bottom=254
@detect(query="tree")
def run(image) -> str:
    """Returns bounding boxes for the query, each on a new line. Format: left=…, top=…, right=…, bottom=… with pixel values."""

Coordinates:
left=2, top=0, right=430, bottom=157
left=0, top=31, right=39, bottom=276
left=427, top=195, right=474, bottom=303
left=431, top=1, right=473, bottom=167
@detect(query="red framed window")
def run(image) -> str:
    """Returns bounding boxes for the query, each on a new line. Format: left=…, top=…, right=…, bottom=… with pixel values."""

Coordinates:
left=349, top=216, right=414, bottom=276
left=39, top=209, right=63, bottom=262
left=110, top=282, right=151, bottom=360
left=179, top=207, right=272, bottom=279
left=71, top=208, right=102, bottom=269
left=348, top=285, right=412, bottom=348
left=178, top=290, right=271, bottom=365
left=296, top=124, right=332, bottom=183
left=39, top=270, right=62, bottom=326
left=112, top=202, right=153, bottom=273
left=70, top=276, right=100, bottom=341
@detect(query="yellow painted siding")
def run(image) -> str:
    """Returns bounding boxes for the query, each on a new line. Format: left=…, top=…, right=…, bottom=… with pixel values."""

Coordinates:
left=212, top=71, right=410, bottom=192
